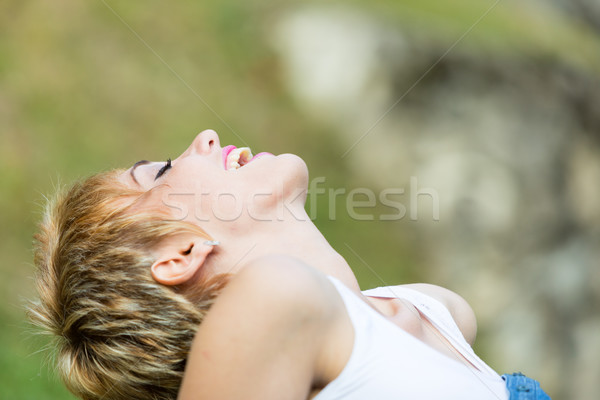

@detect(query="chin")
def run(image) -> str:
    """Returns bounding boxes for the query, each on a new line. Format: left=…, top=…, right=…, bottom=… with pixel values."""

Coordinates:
left=245, top=153, right=308, bottom=185
left=242, top=153, right=309, bottom=211
left=276, top=153, right=309, bottom=192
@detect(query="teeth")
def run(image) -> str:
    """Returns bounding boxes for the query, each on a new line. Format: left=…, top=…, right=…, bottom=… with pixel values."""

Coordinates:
left=226, top=147, right=253, bottom=170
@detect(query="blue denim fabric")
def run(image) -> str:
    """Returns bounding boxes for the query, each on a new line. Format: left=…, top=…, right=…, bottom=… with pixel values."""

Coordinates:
left=502, top=372, right=551, bottom=400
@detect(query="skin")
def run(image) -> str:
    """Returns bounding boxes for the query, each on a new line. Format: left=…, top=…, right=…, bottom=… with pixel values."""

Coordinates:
left=121, top=130, right=360, bottom=290
left=120, top=130, right=478, bottom=399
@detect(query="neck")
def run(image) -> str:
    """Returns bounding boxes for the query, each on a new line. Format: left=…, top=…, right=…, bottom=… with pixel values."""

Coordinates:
left=205, top=205, right=361, bottom=292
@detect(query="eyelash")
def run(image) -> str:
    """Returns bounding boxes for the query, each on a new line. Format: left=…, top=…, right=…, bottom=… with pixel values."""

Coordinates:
left=154, top=158, right=172, bottom=181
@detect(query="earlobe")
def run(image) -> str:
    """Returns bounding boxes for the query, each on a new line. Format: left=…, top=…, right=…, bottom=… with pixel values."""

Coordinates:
left=151, top=239, right=214, bottom=286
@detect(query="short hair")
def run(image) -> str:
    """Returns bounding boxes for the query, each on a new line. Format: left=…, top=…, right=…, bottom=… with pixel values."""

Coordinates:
left=28, top=170, right=229, bottom=400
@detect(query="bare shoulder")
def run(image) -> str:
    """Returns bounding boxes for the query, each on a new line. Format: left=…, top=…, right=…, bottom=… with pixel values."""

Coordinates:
left=179, top=255, right=337, bottom=400
left=219, top=254, right=336, bottom=316
left=199, top=254, right=336, bottom=345
left=398, top=283, right=478, bottom=345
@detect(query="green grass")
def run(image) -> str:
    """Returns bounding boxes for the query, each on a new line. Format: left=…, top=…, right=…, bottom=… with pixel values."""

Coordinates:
left=0, top=308, right=75, bottom=399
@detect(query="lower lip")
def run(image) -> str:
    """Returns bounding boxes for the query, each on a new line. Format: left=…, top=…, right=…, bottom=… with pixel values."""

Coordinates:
left=248, top=152, right=274, bottom=164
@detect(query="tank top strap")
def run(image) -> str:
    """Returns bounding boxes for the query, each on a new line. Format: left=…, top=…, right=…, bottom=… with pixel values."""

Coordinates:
left=318, top=278, right=509, bottom=399
left=362, top=285, right=499, bottom=378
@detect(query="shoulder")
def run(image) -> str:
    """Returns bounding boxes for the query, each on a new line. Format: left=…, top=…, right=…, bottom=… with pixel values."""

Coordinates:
left=222, top=254, right=334, bottom=313
left=204, top=254, right=338, bottom=339
left=179, top=255, right=339, bottom=399
left=396, top=283, right=478, bottom=345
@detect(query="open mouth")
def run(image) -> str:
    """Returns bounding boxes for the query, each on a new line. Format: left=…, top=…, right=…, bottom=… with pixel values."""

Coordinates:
left=223, top=145, right=253, bottom=170
left=223, top=145, right=274, bottom=170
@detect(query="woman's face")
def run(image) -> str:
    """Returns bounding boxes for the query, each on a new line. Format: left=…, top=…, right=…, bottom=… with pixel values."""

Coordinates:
left=120, top=130, right=309, bottom=231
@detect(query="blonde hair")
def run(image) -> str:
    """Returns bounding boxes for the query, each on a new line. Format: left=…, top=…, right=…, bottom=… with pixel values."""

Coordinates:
left=28, top=170, right=229, bottom=400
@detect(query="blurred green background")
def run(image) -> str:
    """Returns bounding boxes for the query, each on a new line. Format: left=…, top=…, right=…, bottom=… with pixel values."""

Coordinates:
left=2, top=1, right=599, bottom=399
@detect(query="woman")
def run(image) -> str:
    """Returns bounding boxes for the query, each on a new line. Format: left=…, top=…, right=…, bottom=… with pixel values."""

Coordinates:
left=29, top=130, right=549, bottom=399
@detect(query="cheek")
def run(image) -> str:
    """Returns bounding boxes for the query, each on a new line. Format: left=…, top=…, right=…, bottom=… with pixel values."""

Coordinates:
left=168, top=163, right=229, bottom=197
left=160, top=171, right=226, bottom=222
left=168, top=169, right=259, bottom=223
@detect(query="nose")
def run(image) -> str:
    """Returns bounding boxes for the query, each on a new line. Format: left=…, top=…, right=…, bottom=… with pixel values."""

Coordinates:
left=180, top=129, right=221, bottom=158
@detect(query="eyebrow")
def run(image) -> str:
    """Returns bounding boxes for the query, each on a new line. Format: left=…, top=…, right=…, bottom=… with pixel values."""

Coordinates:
left=130, top=160, right=151, bottom=185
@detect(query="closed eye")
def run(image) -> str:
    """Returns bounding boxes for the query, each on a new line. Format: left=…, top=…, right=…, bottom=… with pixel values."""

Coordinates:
left=155, top=158, right=172, bottom=181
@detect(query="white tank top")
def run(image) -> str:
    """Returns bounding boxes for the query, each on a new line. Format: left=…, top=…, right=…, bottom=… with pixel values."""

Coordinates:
left=314, top=277, right=509, bottom=400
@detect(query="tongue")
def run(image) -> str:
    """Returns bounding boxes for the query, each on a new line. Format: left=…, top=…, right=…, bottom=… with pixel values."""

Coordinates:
left=238, top=149, right=253, bottom=166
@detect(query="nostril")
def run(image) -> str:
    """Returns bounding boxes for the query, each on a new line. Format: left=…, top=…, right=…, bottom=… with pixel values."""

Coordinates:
left=194, top=129, right=219, bottom=154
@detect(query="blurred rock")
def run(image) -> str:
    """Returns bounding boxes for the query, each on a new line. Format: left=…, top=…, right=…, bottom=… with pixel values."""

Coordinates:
left=545, top=0, right=600, bottom=33
left=272, top=5, right=600, bottom=400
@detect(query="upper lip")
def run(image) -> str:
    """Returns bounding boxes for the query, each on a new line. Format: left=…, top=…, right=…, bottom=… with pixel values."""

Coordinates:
left=222, top=145, right=237, bottom=170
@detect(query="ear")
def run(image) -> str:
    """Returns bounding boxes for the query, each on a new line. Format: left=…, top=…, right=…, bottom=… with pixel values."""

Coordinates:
left=151, top=237, right=215, bottom=286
